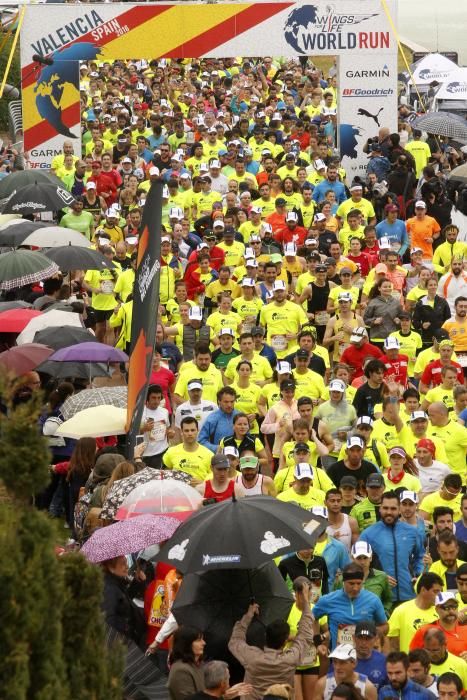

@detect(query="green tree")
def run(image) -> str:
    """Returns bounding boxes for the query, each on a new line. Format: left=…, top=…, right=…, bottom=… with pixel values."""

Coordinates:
left=0, top=379, right=122, bottom=699
left=0, top=34, right=20, bottom=131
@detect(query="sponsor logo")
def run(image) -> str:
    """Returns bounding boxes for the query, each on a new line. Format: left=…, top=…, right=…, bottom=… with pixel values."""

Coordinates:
left=284, top=4, right=388, bottom=54
left=342, top=88, right=394, bottom=97
left=418, top=69, right=452, bottom=81
left=346, top=66, right=390, bottom=78
left=446, top=81, right=467, bottom=94
left=168, top=538, right=189, bottom=561
left=260, top=531, right=291, bottom=554
left=202, top=554, right=241, bottom=565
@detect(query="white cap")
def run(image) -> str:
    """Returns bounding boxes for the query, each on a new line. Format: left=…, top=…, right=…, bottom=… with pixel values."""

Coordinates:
left=242, top=277, right=256, bottom=287
left=415, top=200, right=427, bottom=209
left=410, top=410, right=428, bottom=422
left=109, top=116, right=117, bottom=122
left=170, top=153, right=182, bottom=162
left=350, top=327, right=367, bottom=343
left=187, top=379, right=203, bottom=390
left=410, top=247, right=423, bottom=255
left=347, top=436, right=365, bottom=449
left=149, top=166, right=160, bottom=176
left=313, top=159, right=326, bottom=171
left=169, top=207, right=184, bottom=220
left=284, top=242, right=297, bottom=256
left=213, top=220, right=225, bottom=229
left=85, top=181, right=96, bottom=190
left=125, top=236, right=138, bottom=246
left=435, top=592, right=458, bottom=606
left=261, top=223, right=273, bottom=234
left=311, top=506, right=329, bottom=519
left=286, top=211, right=298, bottom=223
left=351, top=541, right=373, bottom=558
left=350, top=183, right=363, bottom=191
left=180, top=172, right=191, bottom=180
left=272, top=280, right=286, bottom=292
left=276, top=361, right=291, bottom=374
left=384, top=336, right=400, bottom=350
left=314, top=213, right=326, bottom=222
left=199, top=163, right=209, bottom=173
left=272, top=112, right=282, bottom=120
left=161, top=236, right=171, bottom=243
left=188, top=306, right=203, bottom=321
left=329, top=379, right=346, bottom=393
left=210, top=159, right=221, bottom=169
left=218, top=327, right=234, bottom=337
left=400, top=490, right=419, bottom=504
left=338, top=291, right=352, bottom=303
left=122, top=157, right=132, bottom=164
left=197, top=242, right=209, bottom=251
left=378, top=236, right=392, bottom=250
left=223, top=445, right=239, bottom=458
left=329, top=644, right=357, bottom=661
left=250, top=234, right=261, bottom=243
left=250, top=206, right=262, bottom=215
left=294, top=463, right=313, bottom=480
left=105, top=208, right=118, bottom=218
left=162, top=185, right=170, bottom=198
left=245, top=258, right=258, bottom=268
left=356, top=416, right=373, bottom=427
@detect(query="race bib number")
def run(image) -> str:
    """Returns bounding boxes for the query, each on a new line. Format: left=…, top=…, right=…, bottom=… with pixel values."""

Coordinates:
left=456, top=353, right=467, bottom=367
left=100, top=280, right=114, bottom=294
left=337, top=623, right=355, bottom=645
left=271, top=335, right=288, bottom=351
left=302, top=644, right=317, bottom=666
left=150, top=421, right=167, bottom=442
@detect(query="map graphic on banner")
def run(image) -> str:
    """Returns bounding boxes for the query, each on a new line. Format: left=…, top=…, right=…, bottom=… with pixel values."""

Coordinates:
left=20, top=0, right=397, bottom=174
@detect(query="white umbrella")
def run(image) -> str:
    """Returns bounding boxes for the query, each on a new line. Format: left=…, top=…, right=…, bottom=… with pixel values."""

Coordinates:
left=0, top=214, right=22, bottom=228
left=56, top=405, right=127, bottom=438
left=16, top=309, right=83, bottom=345
left=21, top=226, right=91, bottom=248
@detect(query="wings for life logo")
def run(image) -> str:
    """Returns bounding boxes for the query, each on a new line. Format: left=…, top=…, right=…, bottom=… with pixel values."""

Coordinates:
left=418, top=69, right=453, bottom=81
left=283, top=4, right=387, bottom=54
left=446, top=82, right=467, bottom=94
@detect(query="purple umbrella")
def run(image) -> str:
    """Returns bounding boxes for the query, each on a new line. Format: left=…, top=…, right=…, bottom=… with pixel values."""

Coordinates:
left=80, top=513, right=180, bottom=563
left=49, top=341, right=128, bottom=363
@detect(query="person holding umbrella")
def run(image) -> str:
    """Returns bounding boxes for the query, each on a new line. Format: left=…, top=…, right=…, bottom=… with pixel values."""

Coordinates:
left=228, top=579, right=314, bottom=700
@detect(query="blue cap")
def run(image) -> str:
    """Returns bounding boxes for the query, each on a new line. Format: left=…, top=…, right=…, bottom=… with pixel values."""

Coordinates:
left=276, top=100, right=286, bottom=110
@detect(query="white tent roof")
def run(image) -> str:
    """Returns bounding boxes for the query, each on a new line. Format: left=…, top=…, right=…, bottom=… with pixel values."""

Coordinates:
left=434, top=67, right=467, bottom=100
left=409, top=53, right=458, bottom=87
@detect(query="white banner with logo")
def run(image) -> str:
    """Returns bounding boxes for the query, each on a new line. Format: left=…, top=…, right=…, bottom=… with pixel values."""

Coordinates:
left=338, top=52, right=398, bottom=183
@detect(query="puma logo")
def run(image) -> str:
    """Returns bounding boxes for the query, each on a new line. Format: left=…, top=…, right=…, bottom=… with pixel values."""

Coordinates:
left=357, top=107, right=384, bottom=127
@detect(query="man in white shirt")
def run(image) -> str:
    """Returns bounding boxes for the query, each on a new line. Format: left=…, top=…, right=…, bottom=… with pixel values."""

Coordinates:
left=415, top=438, right=452, bottom=496
left=141, top=384, right=172, bottom=469
left=437, top=258, right=467, bottom=315
left=174, top=378, right=217, bottom=441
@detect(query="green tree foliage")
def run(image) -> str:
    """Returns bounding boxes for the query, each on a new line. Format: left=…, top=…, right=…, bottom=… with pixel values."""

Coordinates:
left=0, top=34, right=20, bottom=131
left=0, top=380, right=122, bottom=698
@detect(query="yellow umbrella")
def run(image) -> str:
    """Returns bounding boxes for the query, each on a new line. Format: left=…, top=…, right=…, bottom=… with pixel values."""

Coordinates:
left=56, top=406, right=127, bottom=439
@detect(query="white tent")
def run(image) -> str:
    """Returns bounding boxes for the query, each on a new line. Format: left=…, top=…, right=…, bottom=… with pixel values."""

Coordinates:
left=433, top=67, right=467, bottom=101
left=409, top=53, right=458, bottom=92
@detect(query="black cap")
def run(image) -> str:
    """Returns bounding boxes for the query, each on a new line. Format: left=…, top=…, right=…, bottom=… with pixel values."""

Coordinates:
left=294, top=442, right=310, bottom=452
left=355, top=621, right=377, bottom=637
left=251, top=326, right=265, bottom=336
left=211, top=454, right=229, bottom=469
left=340, top=475, right=358, bottom=488
left=280, top=379, right=296, bottom=391
left=325, top=257, right=336, bottom=266
left=296, top=349, right=309, bottom=359
left=275, top=197, right=287, bottom=206
left=366, top=473, right=385, bottom=488
left=399, top=311, right=411, bottom=320
left=433, top=329, right=450, bottom=341
left=316, top=264, right=327, bottom=272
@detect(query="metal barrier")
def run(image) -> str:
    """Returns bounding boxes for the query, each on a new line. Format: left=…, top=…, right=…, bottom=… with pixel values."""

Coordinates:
left=7, top=98, right=24, bottom=169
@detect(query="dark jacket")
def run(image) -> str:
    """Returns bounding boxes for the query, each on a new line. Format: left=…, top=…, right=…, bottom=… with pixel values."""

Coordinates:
left=412, top=295, right=451, bottom=345
left=102, top=572, right=146, bottom=647
left=278, top=553, right=329, bottom=594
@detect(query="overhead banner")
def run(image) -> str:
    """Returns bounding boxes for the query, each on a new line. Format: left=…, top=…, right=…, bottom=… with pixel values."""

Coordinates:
left=338, top=53, right=398, bottom=181
left=125, top=181, right=163, bottom=453
left=20, top=0, right=397, bottom=176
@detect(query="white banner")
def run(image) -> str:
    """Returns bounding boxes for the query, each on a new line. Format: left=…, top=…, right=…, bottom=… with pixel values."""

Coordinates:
left=338, top=52, right=398, bottom=183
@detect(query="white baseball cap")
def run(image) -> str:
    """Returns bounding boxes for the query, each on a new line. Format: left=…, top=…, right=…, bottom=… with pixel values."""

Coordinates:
left=356, top=416, right=373, bottom=427
left=310, top=506, right=329, bottom=519
left=329, top=379, right=346, bottom=393
left=338, top=291, right=352, bottom=303
left=245, top=259, right=258, bottom=268
left=272, top=280, right=286, bottom=292
left=187, top=379, right=203, bottom=391
left=435, top=592, right=458, bottom=606
left=351, top=541, right=372, bottom=558
left=415, top=200, right=427, bottom=209
left=410, top=410, right=428, bottom=422
left=294, top=463, right=313, bottom=480
left=218, top=327, right=234, bottom=337
left=169, top=207, right=184, bottom=220
left=276, top=361, right=291, bottom=374
left=85, top=181, right=96, bottom=190
left=284, top=243, right=297, bottom=256
left=188, top=306, right=203, bottom=321
left=250, top=206, right=262, bottom=215
left=223, top=445, right=239, bottom=458
left=384, top=336, right=400, bottom=350
left=286, top=211, right=298, bottom=223
left=242, top=277, right=256, bottom=287
left=400, top=490, right=419, bottom=504
left=347, top=436, right=365, bottom=449
left=210, top=159, right=221, bottom=168
left=314, top=213, right=326, bottom=222
left=329, top=644, right=357, bottom=661
left=350, top=327, right=367, bottom=343
left=149, top=166, right=160, bottom=176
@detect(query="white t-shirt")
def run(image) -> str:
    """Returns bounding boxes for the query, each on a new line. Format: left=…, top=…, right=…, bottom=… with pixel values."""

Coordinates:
left=142, top=406, right=169, bottom=456
left=415, top=459, right=452, bottom=493
left=174, top=400, right=217, bottom=429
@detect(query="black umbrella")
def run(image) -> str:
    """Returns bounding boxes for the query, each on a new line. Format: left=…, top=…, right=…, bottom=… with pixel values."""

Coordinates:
left=1, top=183, right=75, bottom=215
left=172, top=563, right=293, bottom=662
left=33, top=325, right=95, bottom=349
left=43, top=245, right=117, bottom=272
left=36, top=359, right=110, bottom=380
left=0, top=170, right=64, bottom=199
left=0, top=220, right=50, bottom=247
left=158, top=495, right=326, bottom=573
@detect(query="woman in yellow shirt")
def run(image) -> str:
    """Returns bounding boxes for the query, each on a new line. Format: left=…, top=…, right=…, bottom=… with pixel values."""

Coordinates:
left=231, top=360, right=262, bottom=434
left=232, top=278, right=264, bottom=332
left=384, top=446, right=421, bottom=492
